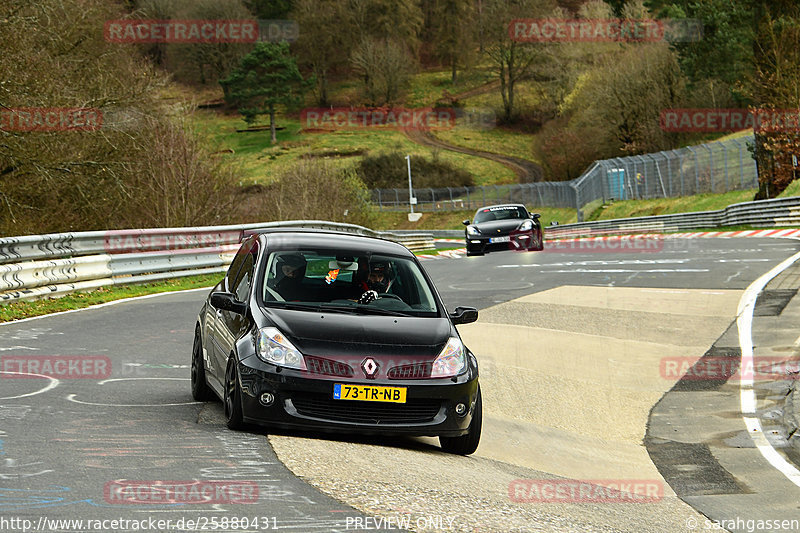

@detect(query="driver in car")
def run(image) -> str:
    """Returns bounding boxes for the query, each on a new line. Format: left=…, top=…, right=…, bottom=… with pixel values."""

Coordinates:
left=357, top=260, right=394, bottom=304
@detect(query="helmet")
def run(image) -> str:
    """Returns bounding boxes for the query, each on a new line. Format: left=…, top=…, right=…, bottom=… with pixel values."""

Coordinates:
left=366, top=260, right=393, bottom=293
left=277, top=253, right=306, bottom=278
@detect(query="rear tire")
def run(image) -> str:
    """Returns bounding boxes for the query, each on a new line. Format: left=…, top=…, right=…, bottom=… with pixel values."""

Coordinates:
left=224, top=360, right=245, bottom=430
left=439, top=388, right=482, bottom=455
left=191, top=328, right=214, bottom=401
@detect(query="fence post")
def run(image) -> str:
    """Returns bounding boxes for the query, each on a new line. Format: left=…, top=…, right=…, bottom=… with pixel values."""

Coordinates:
left=571, top=181, right=582, bottom=222
left=732, top=138, right=746, bottom=189
left=722, top=143, right=729, bottom=191
left=675, top=149, right=685, bottom=197
left=465, top=186, right=470, bottom=209
left=686, top=145, right=699, bottom=194
left=703, top=143, right=714, bottom=192
left=665, top=152, right=673, bottom=196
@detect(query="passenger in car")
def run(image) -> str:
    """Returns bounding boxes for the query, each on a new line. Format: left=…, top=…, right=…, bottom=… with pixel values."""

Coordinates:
left=275, top=253, right=308, bottom=301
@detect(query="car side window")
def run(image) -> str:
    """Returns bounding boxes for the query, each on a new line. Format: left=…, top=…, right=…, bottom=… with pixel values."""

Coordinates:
left=225, top=239, right=254, bottom=291
left=233, top=251, right=255, bottom=302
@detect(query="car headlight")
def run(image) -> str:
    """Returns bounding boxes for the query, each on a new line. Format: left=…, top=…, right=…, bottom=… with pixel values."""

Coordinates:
left=519, top=219, right=533, bottom=231
left=466, top=225, right=480, bottom=235
left=257, top=327, right=305, bottom=370
left=431, top=337, right=466, bottom=378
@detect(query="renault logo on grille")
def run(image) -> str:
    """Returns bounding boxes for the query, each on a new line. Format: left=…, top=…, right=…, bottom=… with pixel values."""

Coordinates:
left=361, top=358, right=379, bottom=379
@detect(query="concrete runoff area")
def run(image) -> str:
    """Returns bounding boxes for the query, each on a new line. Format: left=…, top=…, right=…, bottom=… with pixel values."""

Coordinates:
left=269, top=285, right=742, bottom=532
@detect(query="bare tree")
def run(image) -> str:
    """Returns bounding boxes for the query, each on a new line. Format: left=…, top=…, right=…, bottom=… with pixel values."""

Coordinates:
left=351, top=38, right=416, bottom=105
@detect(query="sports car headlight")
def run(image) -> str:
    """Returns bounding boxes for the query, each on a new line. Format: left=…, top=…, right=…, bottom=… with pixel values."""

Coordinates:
left=431, top=337, right=466, bottom=378
left=257, top=327, right=305, bottom=370
left=466, top=225, right=480, bottom=235
left=519, top=219, right=533, bottom=231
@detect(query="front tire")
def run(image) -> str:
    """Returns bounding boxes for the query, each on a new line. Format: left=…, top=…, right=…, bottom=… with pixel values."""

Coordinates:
left=191, top=328, right=214, bottom=401
left=224, top=360, right=245, bottom=430
left=439, top=387, right=482, bottom=455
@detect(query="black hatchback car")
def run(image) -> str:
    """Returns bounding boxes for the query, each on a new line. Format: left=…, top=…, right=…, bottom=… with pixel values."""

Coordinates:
left=192, top=230, right=482, bottom=455
left=463, top=203, right=543, bottom=256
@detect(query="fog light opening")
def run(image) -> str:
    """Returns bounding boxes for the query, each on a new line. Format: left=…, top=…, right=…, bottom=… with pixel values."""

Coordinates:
left=455, top=403, right=467, bottom=416
left=259, top=392, right=275, bottom=406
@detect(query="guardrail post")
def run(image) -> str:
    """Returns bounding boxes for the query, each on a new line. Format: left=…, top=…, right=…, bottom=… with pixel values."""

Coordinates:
left=377, top=189, right=383, bottom=211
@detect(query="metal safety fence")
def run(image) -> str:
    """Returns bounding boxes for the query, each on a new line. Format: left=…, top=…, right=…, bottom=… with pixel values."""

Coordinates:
left=372, top=135, right=758, bottom=220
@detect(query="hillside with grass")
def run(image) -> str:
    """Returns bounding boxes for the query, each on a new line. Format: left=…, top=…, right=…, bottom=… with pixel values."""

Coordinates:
left=3, top=0, right=798, bottom=237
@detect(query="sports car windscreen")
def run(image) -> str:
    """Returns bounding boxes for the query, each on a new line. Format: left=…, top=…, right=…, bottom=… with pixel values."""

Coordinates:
left=261, top=250, right=439, bottom=317
left=473, top=205, right=528, bottom=223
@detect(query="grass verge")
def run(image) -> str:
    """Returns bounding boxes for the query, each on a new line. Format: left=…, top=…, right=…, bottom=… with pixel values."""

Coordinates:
left=0, top=273, right=221, bottom=323
left=586, top=189, right=758, bottom=221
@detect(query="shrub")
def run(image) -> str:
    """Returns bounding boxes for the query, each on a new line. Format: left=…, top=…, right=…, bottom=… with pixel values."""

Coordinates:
left=237, top=160, right=374, bottom=227
left=355, top=152, right=473, bottom=189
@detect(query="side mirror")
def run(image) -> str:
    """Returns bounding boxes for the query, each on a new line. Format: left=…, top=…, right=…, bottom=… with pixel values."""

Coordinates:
left=462, top=219, right=471, bottom=226
left=450, top=306, right=478, bottom=325
left=210, top=292, right=247, bottom=315
left=531, top=213, right=541, bottom=220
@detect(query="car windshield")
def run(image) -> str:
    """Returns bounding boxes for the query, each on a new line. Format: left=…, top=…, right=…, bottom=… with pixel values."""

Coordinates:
left=261, top=250, right=439, bottom=317
left=473, top=206, right=528, bottom=224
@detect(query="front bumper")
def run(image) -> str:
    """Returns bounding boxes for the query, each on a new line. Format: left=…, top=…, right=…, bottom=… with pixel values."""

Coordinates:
left=236, top=356, right=479, bottom=437
left=466, top=229, right=541, bottom=255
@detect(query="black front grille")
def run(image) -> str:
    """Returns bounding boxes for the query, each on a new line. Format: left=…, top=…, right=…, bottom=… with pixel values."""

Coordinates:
left=291, top=393, right=441, bottom=424
left=305, top=356, right=354, bottom=377
left=387, top=362, right=432, bottom=379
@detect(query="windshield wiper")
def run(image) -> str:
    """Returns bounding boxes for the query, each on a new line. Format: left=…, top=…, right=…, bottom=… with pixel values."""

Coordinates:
left=321, top=303, right=411, bottom=317
left=264, top=301, right=322, bottom=312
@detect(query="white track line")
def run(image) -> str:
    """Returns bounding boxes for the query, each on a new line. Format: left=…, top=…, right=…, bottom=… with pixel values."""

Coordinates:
left=737, top=245, right=800, bottom=487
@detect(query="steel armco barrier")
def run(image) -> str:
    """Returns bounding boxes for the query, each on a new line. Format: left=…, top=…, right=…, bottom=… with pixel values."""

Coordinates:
left=390, top=196, right=800, bottom=241
left=543, top=196, right=800, bottom=238
left=0, top=221, right=436, bottom=303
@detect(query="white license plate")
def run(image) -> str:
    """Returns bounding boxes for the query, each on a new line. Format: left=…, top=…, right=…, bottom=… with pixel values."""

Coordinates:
left=490, top=236, right=510, bottom=243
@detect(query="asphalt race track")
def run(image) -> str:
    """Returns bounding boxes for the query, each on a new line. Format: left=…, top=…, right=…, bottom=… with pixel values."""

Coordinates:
left=1, top=236, right=799, bottom=532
